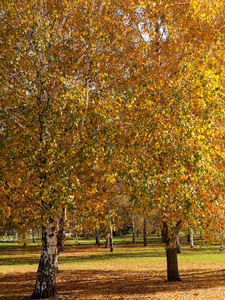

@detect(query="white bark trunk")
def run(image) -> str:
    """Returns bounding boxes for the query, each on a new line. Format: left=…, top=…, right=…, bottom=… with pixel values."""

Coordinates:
left=176, top=234, right=181, bottom=253
left=31, top=218, right=58, bottom=299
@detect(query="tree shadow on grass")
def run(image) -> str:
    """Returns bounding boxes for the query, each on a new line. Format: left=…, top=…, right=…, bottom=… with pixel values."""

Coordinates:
left=0, top=247, right=166, bottom=267
left=1, top=268, right=225, bottom=300
left=0, top=251, right=164, bottom=268
left=0, top=246, right=223, bottom=267
left=1, top=241, right=224, bottom=271
left=0, top=257, right=40, bottom=267
left=59, top=250, right=166, bottom=264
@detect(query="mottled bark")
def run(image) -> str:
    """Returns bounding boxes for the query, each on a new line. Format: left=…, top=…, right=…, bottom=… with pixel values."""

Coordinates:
left=31, top=218, right=58, bottom=299
left=143, top=216, right=147, bottom=247
left=105, top=233, right=110, bottom=248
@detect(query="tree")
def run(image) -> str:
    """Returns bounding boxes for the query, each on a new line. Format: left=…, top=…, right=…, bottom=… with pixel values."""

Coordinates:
left=109, top=0, right=225, bottom=281
left=1, top=1, right=144, bottom=296
left=2, top=0, right=225, bottom=295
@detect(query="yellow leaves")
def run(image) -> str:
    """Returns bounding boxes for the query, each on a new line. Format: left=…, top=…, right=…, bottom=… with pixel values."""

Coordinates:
left=1, top=0, right=225, bottom=236
left=190, top=0, right=224, bottom=27
left=50, top=142, right=57, bottom=147
left=105, top=174, right=117, bottom=185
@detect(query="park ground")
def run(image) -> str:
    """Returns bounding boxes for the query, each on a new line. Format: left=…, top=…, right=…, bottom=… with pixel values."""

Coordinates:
left=1, top=235, right=225, bottom=300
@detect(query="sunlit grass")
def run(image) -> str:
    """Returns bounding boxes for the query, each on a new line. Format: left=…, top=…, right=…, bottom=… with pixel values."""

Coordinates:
left=1, top=234, right=224, bottom=270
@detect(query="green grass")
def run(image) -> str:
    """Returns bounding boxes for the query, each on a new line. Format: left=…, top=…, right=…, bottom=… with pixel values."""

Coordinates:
left=0, top=234, right=223, bottom=268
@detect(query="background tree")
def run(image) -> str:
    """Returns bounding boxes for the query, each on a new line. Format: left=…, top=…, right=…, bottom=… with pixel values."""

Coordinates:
left=109, top=0, right=225, bottom=281
left=0, top=0, right=143, bottom=297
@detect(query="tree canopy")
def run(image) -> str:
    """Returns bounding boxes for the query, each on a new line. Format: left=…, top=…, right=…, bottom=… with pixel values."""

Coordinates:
left=1, top=0, right=225, bottom=297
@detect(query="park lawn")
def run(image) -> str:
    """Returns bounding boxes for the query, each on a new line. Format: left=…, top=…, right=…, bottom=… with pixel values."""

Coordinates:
left=0, top=236, right=225, bottom=299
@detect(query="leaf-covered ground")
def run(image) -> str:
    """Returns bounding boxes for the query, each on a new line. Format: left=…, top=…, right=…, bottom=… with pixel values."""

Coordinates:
left=1, top=238, right=225, bottom=299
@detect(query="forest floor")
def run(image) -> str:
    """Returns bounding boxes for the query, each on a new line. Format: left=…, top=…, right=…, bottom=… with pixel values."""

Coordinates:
left=1, top=236, right=225, bottom=299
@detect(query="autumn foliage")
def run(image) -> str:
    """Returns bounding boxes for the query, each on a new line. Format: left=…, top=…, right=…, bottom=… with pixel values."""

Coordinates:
left=1, top=0, right=225, bottom=297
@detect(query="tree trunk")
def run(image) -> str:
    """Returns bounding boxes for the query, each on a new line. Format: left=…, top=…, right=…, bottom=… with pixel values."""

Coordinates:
left=22, top=232, right=26, bottom=247
left=143, top=216, right=147, bottom=246
left=31, top=218, right=58, bottom=299
left=95, top=230, right=101, bottom=246
left=56, top=207, right=67, bottom=273
left=176, top=234, right=181, bottom=253
left=220, top=231, right=224, bottom=251
left=187, top=233, right=190, bottom=242
left=157, top=223, right=160, bottom=237
left=166, top=247, right=181, bottom=281
left=190, top=227, right=194, bottom=248
left=136, top=217, right=140, bottom=238
left=220, top=239, right=223, bottom=251
left=110, top=224, right=114, bottom=252
left=58, top=207, right=67, bottom=252
left=164, top=220, right=182, bottom=282
left=132, top=210, right=135, bottom=244
left=137, top=228, right=140, bottom=238
left=161, top=225, right=167, bottom=243
left=32, top=229, right=36, bottom=243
